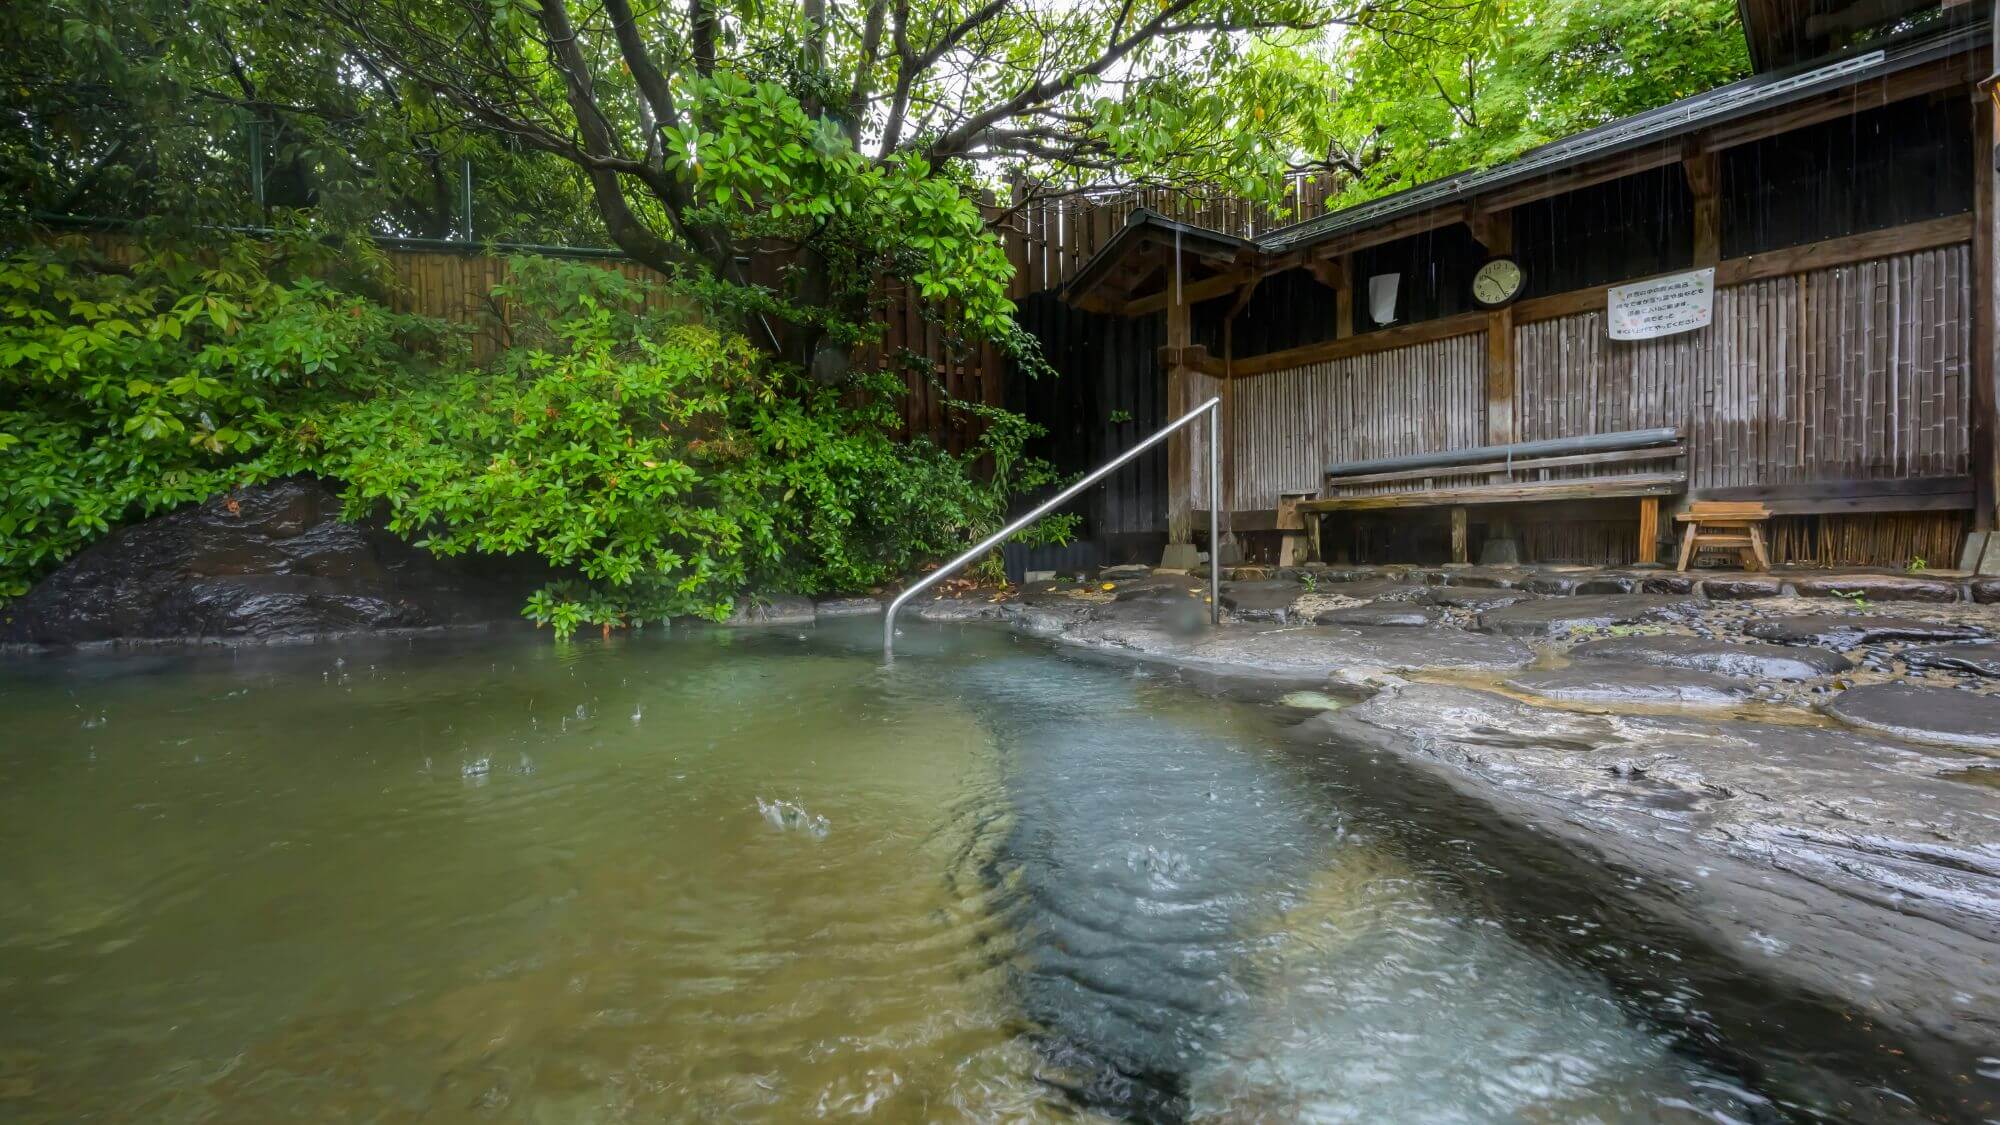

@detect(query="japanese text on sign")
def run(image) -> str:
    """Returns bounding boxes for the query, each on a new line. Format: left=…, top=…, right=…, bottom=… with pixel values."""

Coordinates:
left=1606, top=267, right=1714, bottom=340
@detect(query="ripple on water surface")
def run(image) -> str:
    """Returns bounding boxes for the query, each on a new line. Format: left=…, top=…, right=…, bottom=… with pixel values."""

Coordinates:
left=0, top=622, right=1875, bottom=1121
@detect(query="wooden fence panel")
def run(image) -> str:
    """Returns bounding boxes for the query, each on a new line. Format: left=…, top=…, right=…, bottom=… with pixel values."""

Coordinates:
left=1511, top=244, right=1970, bottom=491
left=1219, top=333, right=1486, bottom=511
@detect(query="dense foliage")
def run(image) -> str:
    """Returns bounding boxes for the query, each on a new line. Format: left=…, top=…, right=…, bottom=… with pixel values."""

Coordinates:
left=2, top=0, right=1477, bottom=379
left=0, top=241, right=1065, bottom=633
left=319, top=256, right=1066, bottom=634
left=1306, top=0, right=1752, bottom=205
left=0, top=234, right=438, bottom=599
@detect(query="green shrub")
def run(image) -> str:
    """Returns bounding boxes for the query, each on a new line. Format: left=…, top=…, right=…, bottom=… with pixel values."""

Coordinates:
left=318, top=256, right=1069, bottom=636
left=2, top=240, right=1068, bottom=636
left=0, top=234, right=443, bottom=598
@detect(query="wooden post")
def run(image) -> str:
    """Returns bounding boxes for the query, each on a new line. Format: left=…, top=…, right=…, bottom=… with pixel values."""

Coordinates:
left=1474, top=211, right=1516, bottom=445
left=1166, top=294, right=1194, bottom=543
left=1973, top=89, right=1998, bottom=531
left=1684, top=151, right=1722, bottom=268
left=1334, top=254, right=1354, bottom=339
left=1221, top=315, right=1235, bottom=547
left=1450, top=506, right=1469, bottom=564
left=1637, top=496, right=1660, bottom=565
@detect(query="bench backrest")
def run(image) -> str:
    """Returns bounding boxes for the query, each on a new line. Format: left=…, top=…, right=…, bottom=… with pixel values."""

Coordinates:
left=1684, top=501, right=1770, bottom=521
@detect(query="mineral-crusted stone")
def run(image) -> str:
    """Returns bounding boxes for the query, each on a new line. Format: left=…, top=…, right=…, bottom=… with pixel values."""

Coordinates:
left=1567, top=635, right=1851, bottom=680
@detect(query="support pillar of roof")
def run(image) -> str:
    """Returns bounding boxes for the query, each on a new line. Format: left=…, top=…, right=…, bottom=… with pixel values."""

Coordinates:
left=1972, top=78, right=1998, bottom=531
left=1165, top=294, right=1195, bottom=544
left=1473, top=211, right=1517, bottom=446
left=1684, top=151, right=1722, bottom=267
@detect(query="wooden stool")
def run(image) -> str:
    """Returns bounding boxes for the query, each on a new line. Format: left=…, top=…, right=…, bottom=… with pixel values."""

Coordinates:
left=1275, top=491, right=1318, bottom=566
left=1675, top=501, right=1771, bottom=571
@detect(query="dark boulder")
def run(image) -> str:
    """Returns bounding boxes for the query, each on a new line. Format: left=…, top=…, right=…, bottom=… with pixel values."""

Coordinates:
left=1435, top=567, right=1526, bottom=589
left=1312, top=604, right=1439, bottom=628
left=1424, top=587, right=1534, bottom=612
left=1745, top=614, right=1988, bottom=648
left=1700, top=574, right=1787, bottom=600
left=1318, top=578, right=1430, bottom=604
left=1902, top=641, right=2000, bottom=678
left=721, top=594, right=816, bottom=627
left=1219, top=578, right=1304, bottom=622
left=1504, top=666, right=1755, bottom=708
left=1821, top=683, right=2000, bottom=751
left=1791, top=573, right=1962, bottom=604
left=1568, top=635, right=1851, bottom=681
left=1477, top=595, right=1705, bottom=638
left=0, top=477, right=539, bottom=646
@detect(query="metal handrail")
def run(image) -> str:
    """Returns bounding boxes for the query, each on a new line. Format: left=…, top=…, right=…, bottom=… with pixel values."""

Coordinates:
left=885, top=395, right=1221, bottom=654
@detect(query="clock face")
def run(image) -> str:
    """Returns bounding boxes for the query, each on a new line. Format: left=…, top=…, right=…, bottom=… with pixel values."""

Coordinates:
left=1471, top=257, right=1525, bottom=308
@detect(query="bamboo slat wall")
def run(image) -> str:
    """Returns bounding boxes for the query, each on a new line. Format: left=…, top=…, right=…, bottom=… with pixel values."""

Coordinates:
left=1214, top=334, right=1488, bottom=510
left=1512, top=244, right=1970, bottom=489
left=1218, top=245, right=1970, bottom=513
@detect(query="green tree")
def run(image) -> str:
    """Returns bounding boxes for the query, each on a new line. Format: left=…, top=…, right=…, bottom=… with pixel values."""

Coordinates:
left=5, top=0, right=1467, bottom=380
left=1306, top=0, right=1751, bottom=205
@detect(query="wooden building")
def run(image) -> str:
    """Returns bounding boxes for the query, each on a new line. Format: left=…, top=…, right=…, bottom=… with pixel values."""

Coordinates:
left=1039, top=5, right=2000, bottom=570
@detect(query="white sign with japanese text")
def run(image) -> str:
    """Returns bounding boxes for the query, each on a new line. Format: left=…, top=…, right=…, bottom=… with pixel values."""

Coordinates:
left=1606, top=267, right=1714, bottom=340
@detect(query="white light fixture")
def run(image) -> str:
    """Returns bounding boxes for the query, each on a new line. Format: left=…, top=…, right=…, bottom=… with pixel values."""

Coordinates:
left=1368, top=273, right=1400, bottom=326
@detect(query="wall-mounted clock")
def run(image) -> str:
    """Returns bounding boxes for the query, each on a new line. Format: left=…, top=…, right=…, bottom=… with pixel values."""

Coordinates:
left=1471, top=256, right=1526, bottom=309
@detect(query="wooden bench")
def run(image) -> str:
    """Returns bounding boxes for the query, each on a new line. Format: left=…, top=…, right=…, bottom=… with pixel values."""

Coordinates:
left=1675, top=501, right=1771, bottom=571
left=1295, top=428, right=1688, bottom=564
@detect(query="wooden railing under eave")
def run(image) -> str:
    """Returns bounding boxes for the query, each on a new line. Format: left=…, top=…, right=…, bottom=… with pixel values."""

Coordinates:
left=1185, top=213, right=1976, bottom=381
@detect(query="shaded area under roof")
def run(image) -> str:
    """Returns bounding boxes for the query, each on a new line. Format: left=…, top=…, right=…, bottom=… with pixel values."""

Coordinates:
left=1259, top=16, right=1984, bottom=254
left=1059, top=14, right=1987, bottom=308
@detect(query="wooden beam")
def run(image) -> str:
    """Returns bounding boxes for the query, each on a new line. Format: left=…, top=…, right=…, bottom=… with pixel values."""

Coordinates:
left=1637, top=496, right=1660, bottom=565
left=1507, top=213, right=1973, bottom=327
left=1473, top=145, right=1685, bottom=215
left=1228, top=311, right=1491, bottom=377
left=1972, top=86, right=1997, bottom=529
left=1166, top=296, right=1194, bottom=542
left=1449, top=506, right=1469, bottom=563
left=1121, top=267, right=1251, bottom=315
left=1699, top=58, right=1979, bottom=153
left=1297, top=473, right=1688, bottom=512
left=1307, top=204, right=1470, bottom=260
left=1684, top=151, right=1721, bottom=267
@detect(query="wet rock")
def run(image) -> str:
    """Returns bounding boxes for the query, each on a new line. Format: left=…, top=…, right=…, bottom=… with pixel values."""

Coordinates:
left=1425, top=587, right=1535, bottom=612
left=0, top=477, right=539, bottom=645
left=1637, top=573, right=1699, bottom=596
left=1476, top=595, right=1705, bottom=638
left=1821, top=683, right=2000, bottom=751
left=1972, top=578, right=2000, bottom=605
left=1522, top=573, right=1582, bottom=596
left=1700, top=574, right=1787, bottom=600
left=1099, top=564, right=1153, bottom=579
left=1113, top=575, right=1204, bottom=601
left=1011, top=603, right=1087, bottom=637
left=1568, top=635, right=1851, bottom=681
left=1312, top=604, right=1440, bottom=628
left=909, top=597, right=1009, bottom=623
left=1744, top=614, right=1988, bottom=648
left=1574, top=575, right=1638, bottom=595
left=1219, top=579, right=1304, bottom=622
left=1056, top=622, right=1534, bottom=679
left=722, top=594, right=816, bottom=627
left=1902, top=641, right=2000, bottom=678
left=1791, top=573, right=1962, bottom=604
left=1436, top=567, right=1526, bottom=589
left=1297, top=683, right=2000, bottom=1063
left=1505, top=667, right=1756, bottom=708
left=1319, top=578, right=1429, bottom=604
left=813, top=597, right=883, bottom=619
